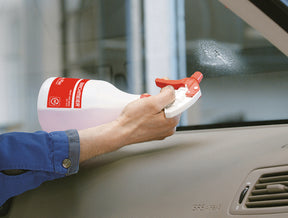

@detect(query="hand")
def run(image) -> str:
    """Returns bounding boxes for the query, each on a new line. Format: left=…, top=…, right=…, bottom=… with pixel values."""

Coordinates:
left=116, top=85, right=180, bottom=145
left=78, top=85, right=180, bottom=163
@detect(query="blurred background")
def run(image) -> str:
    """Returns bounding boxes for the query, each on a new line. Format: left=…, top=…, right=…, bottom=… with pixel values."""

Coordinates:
left=0, top=0, right=288, bottom=132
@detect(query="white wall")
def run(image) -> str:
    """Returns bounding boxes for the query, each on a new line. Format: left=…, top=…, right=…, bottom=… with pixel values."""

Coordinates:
left=0, top=0, right=61, bottom=131
left=0, top=0, right=22, bottom=128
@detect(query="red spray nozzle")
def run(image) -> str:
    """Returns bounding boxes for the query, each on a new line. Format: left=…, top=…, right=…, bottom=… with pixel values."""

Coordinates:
left=191, top=71, right=203, bottom=84
left=155, top=71, right=203, bottom=97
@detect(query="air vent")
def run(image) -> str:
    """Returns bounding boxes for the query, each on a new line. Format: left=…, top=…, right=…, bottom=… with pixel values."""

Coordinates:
left=246, top=171, right=288, bottom=208
left=230, top=166, right=288, bottom=215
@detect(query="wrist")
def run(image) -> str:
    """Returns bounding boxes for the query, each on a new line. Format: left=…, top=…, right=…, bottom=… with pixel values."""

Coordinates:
left=78, top=120, right=127, bottom=163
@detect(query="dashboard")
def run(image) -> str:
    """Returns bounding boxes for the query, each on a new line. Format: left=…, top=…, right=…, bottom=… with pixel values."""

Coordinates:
left=3, top=124, right=288, bottom=217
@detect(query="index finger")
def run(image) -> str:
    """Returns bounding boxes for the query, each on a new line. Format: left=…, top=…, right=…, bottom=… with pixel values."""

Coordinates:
left=152, top=85, right=175, bottom=111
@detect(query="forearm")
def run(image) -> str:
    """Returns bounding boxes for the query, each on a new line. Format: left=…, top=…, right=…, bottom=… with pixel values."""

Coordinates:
left=78, top=120, right=126, bottom=163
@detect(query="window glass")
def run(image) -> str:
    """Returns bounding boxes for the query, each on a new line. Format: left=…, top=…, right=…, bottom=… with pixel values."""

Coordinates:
left=63, top=0, right=128, bottom=90
left=282, top=0, right=288, bottom=6
left=0, top=0, right=287, bottom=131
left=184, top=0, right=288, bottom=126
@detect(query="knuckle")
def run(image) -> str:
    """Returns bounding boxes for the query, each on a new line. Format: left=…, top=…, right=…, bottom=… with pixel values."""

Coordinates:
left=167, top=117, right=179, bottom=127
left=158, top=136, right=166, bottom=140
left=168, top=128, right=176, bottom=136
left=158, top=128, right=176, bottom=140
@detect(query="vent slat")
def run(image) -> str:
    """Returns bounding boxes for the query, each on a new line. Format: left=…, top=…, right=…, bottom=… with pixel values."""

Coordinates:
left=255, top=181, right=288, bottom=189
left=251, top=189, right=267, bottom=195
left=261, top=172, right=288, bottom=178
left=248, top=193, right=288, bottom=201
left=259, top=175, right=288, bottom=183
left=246, top=199, right=288, bottom=208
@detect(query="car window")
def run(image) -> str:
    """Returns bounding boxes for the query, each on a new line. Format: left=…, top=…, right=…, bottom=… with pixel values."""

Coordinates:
left=0, top=0, right=287, bottom=131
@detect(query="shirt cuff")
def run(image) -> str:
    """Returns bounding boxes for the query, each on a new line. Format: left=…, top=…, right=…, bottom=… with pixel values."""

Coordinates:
left=64, top=130, right=80, bottom=175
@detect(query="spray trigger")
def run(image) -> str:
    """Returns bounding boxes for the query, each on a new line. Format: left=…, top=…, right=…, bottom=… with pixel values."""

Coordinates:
left=155, top=71, right=203, bottom=97
left=155, top=71, right=203, bottom=118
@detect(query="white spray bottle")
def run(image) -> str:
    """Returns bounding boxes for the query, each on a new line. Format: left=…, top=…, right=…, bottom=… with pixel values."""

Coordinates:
left=37, top=71, right=203, bottom=132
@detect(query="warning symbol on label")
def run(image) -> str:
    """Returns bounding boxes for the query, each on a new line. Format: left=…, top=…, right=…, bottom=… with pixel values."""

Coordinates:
left=49, top=97, right=60, bottom=106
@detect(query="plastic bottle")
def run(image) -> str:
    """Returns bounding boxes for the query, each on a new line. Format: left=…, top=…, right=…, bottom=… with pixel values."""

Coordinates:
left=37, top=72, right=203, bottom=132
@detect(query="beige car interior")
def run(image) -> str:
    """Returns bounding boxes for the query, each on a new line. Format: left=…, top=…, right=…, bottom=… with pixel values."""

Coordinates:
left=1, top=0, right=288, bottom=217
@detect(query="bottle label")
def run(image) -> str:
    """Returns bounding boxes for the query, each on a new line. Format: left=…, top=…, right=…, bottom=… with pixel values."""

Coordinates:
left=47, top=77, right=89, bottom=108
left=74, top=79, right=89, bottom=108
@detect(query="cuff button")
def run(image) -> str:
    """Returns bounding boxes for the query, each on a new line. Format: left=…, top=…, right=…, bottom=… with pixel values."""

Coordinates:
left=62, top=159, right=71, bottom=169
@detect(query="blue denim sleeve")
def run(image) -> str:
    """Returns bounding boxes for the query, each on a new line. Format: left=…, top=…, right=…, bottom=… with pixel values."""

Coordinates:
left=0, top=129, right=80, bottom=206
